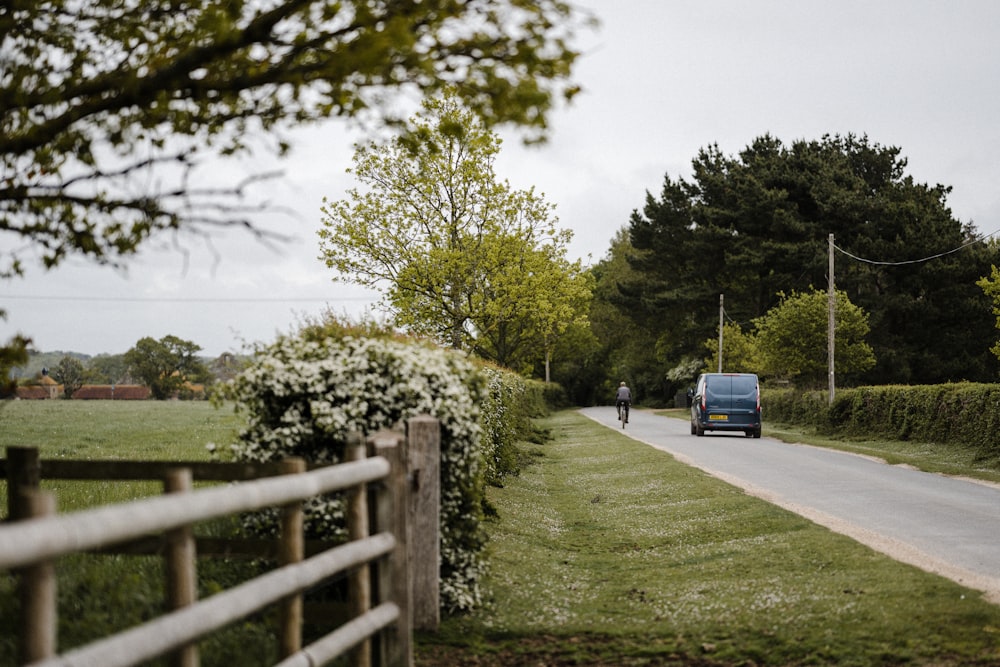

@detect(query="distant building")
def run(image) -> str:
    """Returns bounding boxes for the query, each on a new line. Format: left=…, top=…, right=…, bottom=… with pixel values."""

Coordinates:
left=72, top=385, right=151, bottom=400
left=13, top=373, right=63, bottom=400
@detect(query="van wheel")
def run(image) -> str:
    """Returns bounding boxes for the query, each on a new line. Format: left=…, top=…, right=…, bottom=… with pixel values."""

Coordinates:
left=690, top=421, right=696, bottom=435
left=695, top=423, right=705, bottom=437
left=752, top=427, right=761, bottom=439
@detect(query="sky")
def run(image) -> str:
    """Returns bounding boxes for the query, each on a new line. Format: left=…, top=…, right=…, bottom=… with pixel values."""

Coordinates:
left=4, top=0, right=1000, bottom=358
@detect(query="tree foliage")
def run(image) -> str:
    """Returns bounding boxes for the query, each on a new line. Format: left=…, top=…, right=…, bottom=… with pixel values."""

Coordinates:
left=586, top=228, right=668, bottom=403
left=616, top=133, right=998, bottom=397
left=85, top=354, right=130, bottom=385
left=975, top=261, right=1000, bottom=361
left=0, top=333, right=29, bottom=396
left=318, top=92, right=591, bottom=371
left=51, top=355, right=86, bottom=398
left=124, top=335, right=208, bottom=399
left=752, top=289, right=875, bottom=386
left=702, top=322, right=758, bottom=375
left=1, top=0, right=587, bottom=279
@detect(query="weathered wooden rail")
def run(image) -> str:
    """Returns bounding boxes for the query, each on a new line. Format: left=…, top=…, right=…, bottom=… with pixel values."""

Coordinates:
left=0, top=416, right=442, bottom=667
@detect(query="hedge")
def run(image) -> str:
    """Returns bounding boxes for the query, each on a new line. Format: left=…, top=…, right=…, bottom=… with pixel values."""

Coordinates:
left=763, top=383, right=1000, bottom=457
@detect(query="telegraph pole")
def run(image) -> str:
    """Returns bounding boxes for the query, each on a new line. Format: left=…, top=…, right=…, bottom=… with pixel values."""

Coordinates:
left=718, top=293, right=724, bottom=373
left=828, top=234, right=836, bottom=404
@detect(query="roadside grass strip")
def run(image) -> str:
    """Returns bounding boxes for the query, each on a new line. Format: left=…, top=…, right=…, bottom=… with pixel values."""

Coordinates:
left=428, top=410, right=1000, bottom=666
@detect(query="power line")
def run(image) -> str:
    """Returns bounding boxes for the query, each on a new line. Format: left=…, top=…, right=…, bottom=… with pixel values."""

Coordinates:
left=0, top=294, right=376, bottom=304
left=833, top=228, right=1000, bottom=266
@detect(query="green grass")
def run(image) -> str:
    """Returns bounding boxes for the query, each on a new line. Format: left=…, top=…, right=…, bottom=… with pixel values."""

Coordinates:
left=0, top=399, right=240, bottom=460
left=5, top=402, right=1000, bottom=666
left=422, top=410, right=1000, bottom=666
left=0, top=400, right=272, bottom=666
left=1, top=400, right=243, bottom=514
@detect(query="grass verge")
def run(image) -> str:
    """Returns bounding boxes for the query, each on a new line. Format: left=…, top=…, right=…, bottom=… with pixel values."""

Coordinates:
left=417, top=410, right=1000, bottom=666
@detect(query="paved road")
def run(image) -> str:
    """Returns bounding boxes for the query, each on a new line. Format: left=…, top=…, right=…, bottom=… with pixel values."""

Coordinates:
left=580, top=406, right=1000, bottom=603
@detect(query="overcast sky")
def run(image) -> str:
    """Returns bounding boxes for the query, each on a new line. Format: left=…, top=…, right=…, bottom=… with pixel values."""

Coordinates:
left=4, top=0, right=1000, bottom=358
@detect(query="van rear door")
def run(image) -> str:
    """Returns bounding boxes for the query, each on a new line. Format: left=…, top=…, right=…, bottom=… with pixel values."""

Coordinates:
left=705, top=374, right=758, bottom=425
left=727, top=375, right=758, bottom=425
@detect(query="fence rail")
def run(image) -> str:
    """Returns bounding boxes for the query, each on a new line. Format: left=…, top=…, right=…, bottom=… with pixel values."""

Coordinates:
left=0, top=456, right=389, bottom=569
left=0, top=420, right=439, bottom=667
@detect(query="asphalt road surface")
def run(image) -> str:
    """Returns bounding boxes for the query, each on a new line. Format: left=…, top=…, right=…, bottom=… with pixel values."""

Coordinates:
left=579, top=406, right=1000, bottom=603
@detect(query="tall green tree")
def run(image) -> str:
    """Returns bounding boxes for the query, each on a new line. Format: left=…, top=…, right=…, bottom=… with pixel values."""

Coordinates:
left=124, top=335, right=208, bottom=400
left=622, top=134, right=998, bottom=394
left=319, top=92, right=591, bottom=370
left=588, top=228, right=670, bottom=403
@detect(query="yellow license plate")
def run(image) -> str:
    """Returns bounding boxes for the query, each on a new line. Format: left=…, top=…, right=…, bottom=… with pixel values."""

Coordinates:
left=709, top=414, right=728, bottom=421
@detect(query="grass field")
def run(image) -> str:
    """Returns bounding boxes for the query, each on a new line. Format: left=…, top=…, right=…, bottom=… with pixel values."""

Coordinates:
left=0, top=400, right=271, bottom=666
left=3, top=401, right=1000, bottom=666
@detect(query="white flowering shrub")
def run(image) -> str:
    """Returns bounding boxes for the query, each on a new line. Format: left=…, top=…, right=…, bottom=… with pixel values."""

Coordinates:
left=221, top=331, right=488, bottom=613
left=480, top=366, right=528, bottom=486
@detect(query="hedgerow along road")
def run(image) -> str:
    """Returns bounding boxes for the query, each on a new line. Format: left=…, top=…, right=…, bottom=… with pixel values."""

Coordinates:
left=580, top=406, right=1000, bottom=604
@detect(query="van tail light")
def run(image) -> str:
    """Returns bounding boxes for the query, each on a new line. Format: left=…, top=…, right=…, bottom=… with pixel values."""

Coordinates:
left=756, top=385, right=761, bottom=413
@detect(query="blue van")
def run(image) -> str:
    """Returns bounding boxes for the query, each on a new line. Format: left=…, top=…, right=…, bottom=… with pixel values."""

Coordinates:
left=690, top=373, right=761, bottom=438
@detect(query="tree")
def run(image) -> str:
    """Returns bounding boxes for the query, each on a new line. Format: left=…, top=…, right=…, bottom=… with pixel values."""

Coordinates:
left=208, top=352, right=247, bottom=384
left=620, top=134, right=998, bottom=395
left=702, top=322, right=758, bottom=375
left=752, top=289, right=875, bottom=386
left=1, top=0, right=588, bottom=279
left=587, top=228, right=671, bottom=403
left=469, top=241, right=594, bottom=378
left=0, top=333, right=29, bottom=397
left=975, top=261, right=1000, bottom=364
left=85, top=354, right=130, bottom=385
left=51, top=355, right=85, bottom=398
left=1, top=0, right=590, bottom=368
left=124, top=335, right=208, bottom=399
left=318, top=92, right=591, bottom=370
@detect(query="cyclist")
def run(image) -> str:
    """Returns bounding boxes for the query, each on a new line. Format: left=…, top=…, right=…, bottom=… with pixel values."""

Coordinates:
left=615, top=381, right=632, bottom=423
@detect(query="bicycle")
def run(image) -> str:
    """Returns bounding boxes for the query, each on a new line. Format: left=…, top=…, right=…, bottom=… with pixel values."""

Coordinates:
left=617, top=401, right=630, bottom=429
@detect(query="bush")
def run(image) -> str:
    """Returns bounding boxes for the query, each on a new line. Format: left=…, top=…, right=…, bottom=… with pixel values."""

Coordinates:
left=532, top=378, right=571, bottom=412
left=480, top=367, right=528, bottom=487
left=221, top=331, right=488, bottom=613
left=764, top=383, right=1000, bottom=458
left=761, top=386, right=831, bottom=429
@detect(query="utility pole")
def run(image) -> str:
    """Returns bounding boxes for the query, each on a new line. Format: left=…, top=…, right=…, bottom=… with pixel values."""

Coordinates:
left=718, top=293, right=724, bottom=373
left=828, top=234, right=836, bottom=404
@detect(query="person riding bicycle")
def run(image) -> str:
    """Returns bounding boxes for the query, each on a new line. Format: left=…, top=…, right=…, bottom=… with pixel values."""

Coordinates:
left=615, top=381, right=632, bottom=423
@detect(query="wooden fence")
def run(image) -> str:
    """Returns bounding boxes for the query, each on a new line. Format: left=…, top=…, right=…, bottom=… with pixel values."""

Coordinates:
left=0, top=416, right=442, bottom=667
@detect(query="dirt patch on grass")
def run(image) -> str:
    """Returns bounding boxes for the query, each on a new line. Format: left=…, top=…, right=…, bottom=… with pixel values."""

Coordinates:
left=415, top=636, right=728, bottom=666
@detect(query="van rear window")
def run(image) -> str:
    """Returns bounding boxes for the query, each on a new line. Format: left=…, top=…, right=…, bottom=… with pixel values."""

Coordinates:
left=730, top=376, right=757, bottom=394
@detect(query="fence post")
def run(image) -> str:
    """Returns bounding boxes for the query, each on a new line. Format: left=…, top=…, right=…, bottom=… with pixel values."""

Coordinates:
left=165, top=468, right=199, bottom=667
left=406, top=416, right=440, bottom=631
left=17, top=489, right=58, bottom=664
left=346, top=431, right=372, bottom=667
left=6, top=446, right=40, bottom=521
left=368, top=430, right=412, bottom=667
left=278, top=457, right=307, bottom=659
